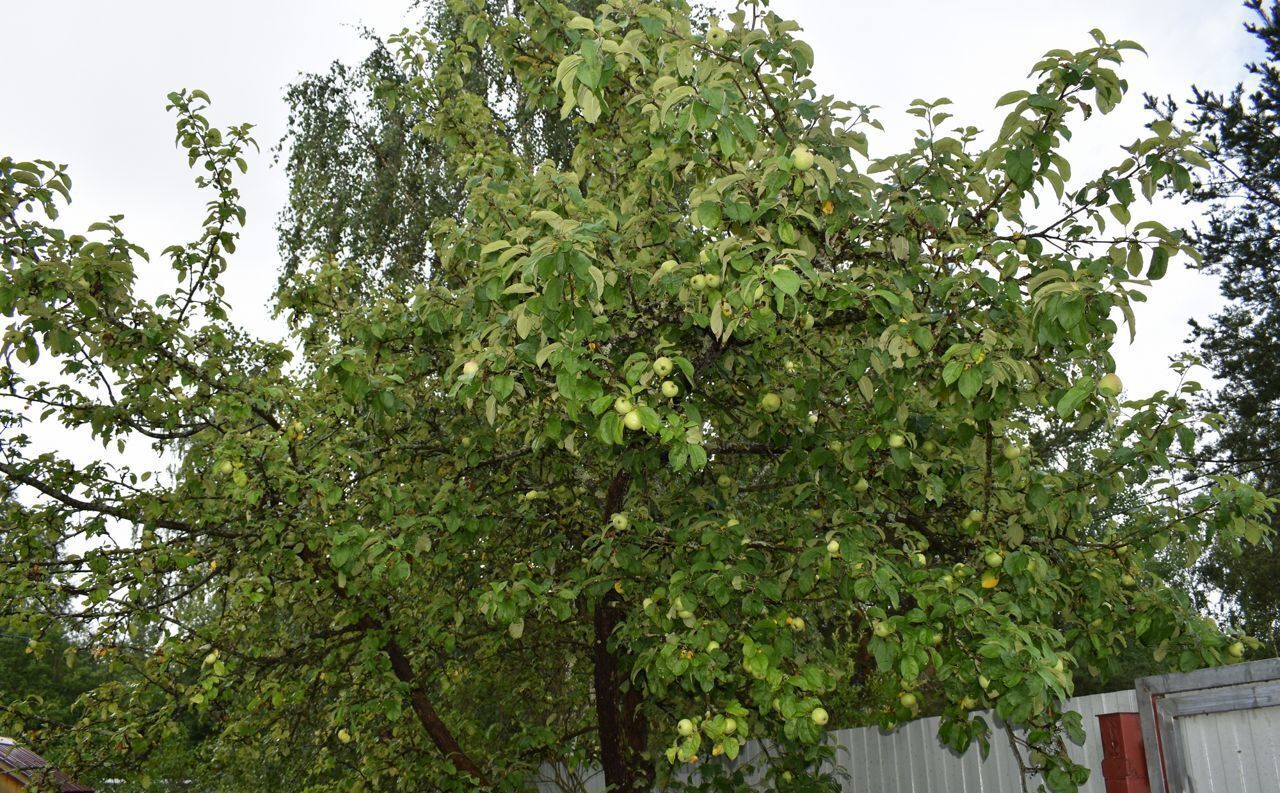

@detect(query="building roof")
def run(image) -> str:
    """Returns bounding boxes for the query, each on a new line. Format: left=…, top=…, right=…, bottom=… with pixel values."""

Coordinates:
left=0, top=738, right=94, bottom=793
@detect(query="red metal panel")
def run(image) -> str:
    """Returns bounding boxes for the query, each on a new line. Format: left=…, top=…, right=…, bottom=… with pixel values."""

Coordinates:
left=1098, top=712, right=1151, bottom=793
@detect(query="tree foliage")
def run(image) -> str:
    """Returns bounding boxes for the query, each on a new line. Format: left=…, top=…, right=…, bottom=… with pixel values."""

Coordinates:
left=1158, top=0, right=1280, bottom=654
left=276, top=0, right=593, bottom=289
left=0, top=2, right=1272, bottom=791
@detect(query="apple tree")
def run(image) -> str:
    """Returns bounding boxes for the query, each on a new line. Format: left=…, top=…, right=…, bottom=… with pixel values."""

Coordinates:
left=0, top=1, right=1271, bottom=792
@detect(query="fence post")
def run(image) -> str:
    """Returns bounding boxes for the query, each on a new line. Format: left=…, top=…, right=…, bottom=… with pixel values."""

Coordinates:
left=1097, top=712, right=1150, bottom=793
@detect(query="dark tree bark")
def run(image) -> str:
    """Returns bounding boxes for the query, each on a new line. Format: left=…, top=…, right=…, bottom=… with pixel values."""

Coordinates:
left=591, top=471, right=652, bottom=791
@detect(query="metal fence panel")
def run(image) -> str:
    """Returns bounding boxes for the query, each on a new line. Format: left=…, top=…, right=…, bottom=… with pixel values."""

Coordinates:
left=1180, top=704, right=1280, bottom=792
left=535, top=689, right=1139, bottom=792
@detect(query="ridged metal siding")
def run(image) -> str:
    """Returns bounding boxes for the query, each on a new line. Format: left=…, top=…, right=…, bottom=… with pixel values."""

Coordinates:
left=1179, top=704, right=1280, bottom=792
left=534, top=688, right=1138, bottom=792
left=821, top=688, right=1137, bottom=793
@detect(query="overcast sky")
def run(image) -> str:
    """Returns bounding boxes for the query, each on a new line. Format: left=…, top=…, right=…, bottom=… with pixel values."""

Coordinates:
left=0, top=1, right=1263, bottom=469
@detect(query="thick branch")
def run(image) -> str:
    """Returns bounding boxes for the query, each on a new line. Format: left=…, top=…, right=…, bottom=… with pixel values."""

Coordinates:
left=0, top=461, right=192, bottom=533
left=355, top=614, right=491, bottom=786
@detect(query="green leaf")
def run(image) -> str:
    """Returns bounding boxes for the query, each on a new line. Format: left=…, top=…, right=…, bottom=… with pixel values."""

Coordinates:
left=636, top=405, right=660, bottom=433
left=1056, top=377, right=1095, bottom=418
left=577, top=85, right=602, bottom=123
left=492, top=374, right=515, bottom=402
left=1148, top=246, right=1170, bottom=280
left=697, top=201, right=722, bottom=228
left=1004, top=148, right=1035, bottom=190
left=995, top=90, right=1030, bottom=108
left=768, top=268, right=801, bottom=296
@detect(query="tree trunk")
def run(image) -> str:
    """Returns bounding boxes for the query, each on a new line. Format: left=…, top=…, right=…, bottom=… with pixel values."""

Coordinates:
left=592, top=471, right=651, bottom=791
left=593, top=590, right=652, bottom=792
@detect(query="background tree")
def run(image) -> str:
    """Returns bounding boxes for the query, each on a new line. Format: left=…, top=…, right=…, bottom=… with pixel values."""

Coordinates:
left=276, top=0, right=597, bottom=289
left=1154, top=0, right=1280, bottom=655
left=0, top=3, right=1271, bottom=793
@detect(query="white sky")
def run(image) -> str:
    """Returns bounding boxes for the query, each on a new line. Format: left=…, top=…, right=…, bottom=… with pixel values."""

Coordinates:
left=0, top=0, right=1264, bottom=472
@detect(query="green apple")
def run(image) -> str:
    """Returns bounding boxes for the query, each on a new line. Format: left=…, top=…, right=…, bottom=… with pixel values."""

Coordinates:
left=623, top=409, right=644, bottom=431
left=723, top=717, right=737, bottom=734
left=873, top=620, right=892, bottom=638
left=614, top=396, right=634, bottom=415
left=653, top=356, right=674, bottom=377
left=677, top=718, right=695, bottom=737
left=1120, top=573, right=1136, bottom=587
left=705, top=273, right=721, bottom=289
left=1098, top=373, right=1123, bottom=397
left=790, top=617, right=805, bottom=631
left=338, top=728, right=352, bottom=744
left=899, top=692, right=918, bottom=709
left=913, top=552, right=928, bottom=566
left=706, top=640, right=720, bottom=652
left=931, top=631, right=943, bottom=646
left=760, top=392, right=782, bottom=413
left=984, top=550, right=1004, bottom=568
left=217, top=460, right=234, bottom=476
left=461, top=360, right=479, bottom=377
left=661, top=380, right=679, bottom=398
left=827, top=539, right=841, bottom=555
left=1227, top=641, right=1245, bottom=659
left=660, top=259, right=678, bottom=274
left=706, top=24, right=727, bottom=47
left=717, top=473, right=733, bottom=488
left=690, top=274, right=707, bottom=290
left=1002, top=444, right=1022, bottom=460
left=887, top=433, right=906, bottom=449
left=922, top=439, right=938, bottom=455
left=853, top=477, right=869, bottom=493
left=791, top=145, right=815, bottom=172
left=524, top=489, right=540, bottom=501
left=610, top=513, right=629, bottom=532
left=1014, top=237, right=1028, bottom=253
left=967, top=509, right=984, bottom=525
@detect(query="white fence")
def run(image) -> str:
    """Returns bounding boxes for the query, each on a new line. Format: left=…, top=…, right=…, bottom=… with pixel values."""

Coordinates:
left=536, top=688, right=1136, bottom=792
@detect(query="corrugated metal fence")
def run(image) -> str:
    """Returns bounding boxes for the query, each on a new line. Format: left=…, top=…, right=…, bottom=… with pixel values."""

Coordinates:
left=535, top=689, right=1137, bottom=792
left=817, top=689, right=1135, bottom=793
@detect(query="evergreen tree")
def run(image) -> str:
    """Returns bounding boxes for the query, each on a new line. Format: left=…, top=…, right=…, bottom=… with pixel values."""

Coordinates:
left=1162, top=0, right=1280, bottom=654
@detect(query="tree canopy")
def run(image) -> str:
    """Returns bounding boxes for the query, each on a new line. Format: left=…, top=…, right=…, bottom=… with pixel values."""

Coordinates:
left=1160, top=0, right=1280, bottom=654
left=0, top=2, right=1271, bottom=791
